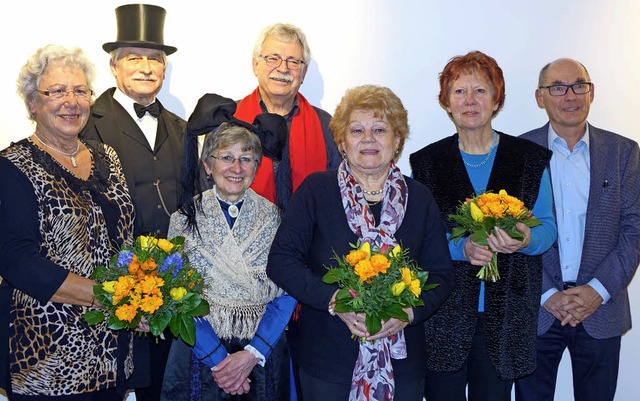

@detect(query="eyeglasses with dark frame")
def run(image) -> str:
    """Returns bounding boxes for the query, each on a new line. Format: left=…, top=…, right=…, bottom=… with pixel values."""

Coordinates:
left=539, top=82, right=592, bottom=97
left=259, top=54, right=305, bottom=70
left=209, top=154, right=257, bottom=166
left=36, top=86, right=93, bottom=100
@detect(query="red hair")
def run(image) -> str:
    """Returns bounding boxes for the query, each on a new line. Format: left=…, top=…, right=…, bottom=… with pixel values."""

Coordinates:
left=438, top=51, right=505, bottom=116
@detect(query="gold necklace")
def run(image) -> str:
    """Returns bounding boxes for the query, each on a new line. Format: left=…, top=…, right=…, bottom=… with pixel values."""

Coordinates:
left=33, top=132, right=81, bottom=168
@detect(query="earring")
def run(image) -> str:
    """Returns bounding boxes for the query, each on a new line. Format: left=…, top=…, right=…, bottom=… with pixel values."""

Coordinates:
left=341, top=149, right=347, bottom=159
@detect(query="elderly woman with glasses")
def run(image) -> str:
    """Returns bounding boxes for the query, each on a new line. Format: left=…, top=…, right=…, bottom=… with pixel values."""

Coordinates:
left=160, top=98, right=296, bottom=400
left=0, top=44, right=135, bottom=400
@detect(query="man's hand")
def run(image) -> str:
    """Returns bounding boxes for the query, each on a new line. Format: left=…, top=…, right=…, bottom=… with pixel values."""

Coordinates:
left=544, top=291, right=581, bottom=322
left=560, top=285, right=603, bottom=326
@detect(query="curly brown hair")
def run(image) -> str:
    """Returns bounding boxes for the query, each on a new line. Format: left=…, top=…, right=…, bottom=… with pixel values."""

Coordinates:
left=330, top=85, right=409, bottom=161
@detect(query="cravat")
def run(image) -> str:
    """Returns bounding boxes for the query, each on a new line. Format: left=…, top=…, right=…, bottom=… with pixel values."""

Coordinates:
left=134, top=102, right=160, bottom=118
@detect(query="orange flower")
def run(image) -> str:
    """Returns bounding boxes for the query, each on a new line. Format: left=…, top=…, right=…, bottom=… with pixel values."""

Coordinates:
left=112, top=276, right=136, bottom=304
left=115, top=303, right=138, bottom=322
left=140, top=257, right=158, bottom=272
left=139, top=295, right=163, bottom=314
left=128, top=254, right=140, bottom=275
left=346, top=249, right=368, bottom=266
left=354, top=259, right=378, bottom=282
left=370, top=254, right=391, bottom=274
left=136, top=275, right=164, bottom=295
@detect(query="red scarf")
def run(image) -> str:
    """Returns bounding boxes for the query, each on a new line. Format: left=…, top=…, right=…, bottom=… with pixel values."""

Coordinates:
left=234, top=88, right=327, bottom=204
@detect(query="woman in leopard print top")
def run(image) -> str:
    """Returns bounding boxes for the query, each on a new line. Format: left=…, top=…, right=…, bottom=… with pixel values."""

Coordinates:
left=0, top=44, right=135, bottom=400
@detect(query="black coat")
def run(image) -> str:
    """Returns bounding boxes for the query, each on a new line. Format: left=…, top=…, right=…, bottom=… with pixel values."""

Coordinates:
left=81, top=88, right=186, bottom=238
left=266, top=171, right=455, bottom=385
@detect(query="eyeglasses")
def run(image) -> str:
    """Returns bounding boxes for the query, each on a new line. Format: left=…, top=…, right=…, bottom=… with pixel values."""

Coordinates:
left=209, top=154, right=257, bottom=166
left=259, top=54, right=305, bottom=70
left=539, top=82, right=592, bottom=97
left=36, top=87, right=93, bottom=99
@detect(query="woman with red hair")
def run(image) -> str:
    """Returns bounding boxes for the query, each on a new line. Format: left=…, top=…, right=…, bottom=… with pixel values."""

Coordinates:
left=410, top=51, right=557, bottom=401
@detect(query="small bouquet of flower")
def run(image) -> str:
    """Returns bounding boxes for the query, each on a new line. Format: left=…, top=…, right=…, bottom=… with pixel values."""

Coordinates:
left=448, top=189, right=541, bottom=282
left=322, top=241, right=438, bottom=336
left=83, top=235, right=210, bottom=346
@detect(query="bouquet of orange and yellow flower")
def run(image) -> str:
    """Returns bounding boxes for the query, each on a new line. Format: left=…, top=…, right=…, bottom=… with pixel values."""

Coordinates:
left=322, top=241, right=438, bottom=336
left=83, top=235, right=209, bottom=346
left=449, top=189, right=541, bottom=282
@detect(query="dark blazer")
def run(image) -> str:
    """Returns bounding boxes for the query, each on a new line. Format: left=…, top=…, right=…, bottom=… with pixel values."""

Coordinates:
left=266, top=171, right=455, bottom=385
left=81, top=88, right=186, bottom=238
left=521, top=123, right=640, bottom=339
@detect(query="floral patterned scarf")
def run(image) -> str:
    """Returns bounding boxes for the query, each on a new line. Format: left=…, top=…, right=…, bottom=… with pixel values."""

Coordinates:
left=337, top=159, right=409, bottom=401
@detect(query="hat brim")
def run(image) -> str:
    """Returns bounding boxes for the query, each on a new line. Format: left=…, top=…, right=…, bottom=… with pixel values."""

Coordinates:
left=102, top=41, right=177, bottom=55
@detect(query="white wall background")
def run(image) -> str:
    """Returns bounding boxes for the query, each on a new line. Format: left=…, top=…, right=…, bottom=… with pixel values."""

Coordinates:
left=1, top=1, right=638, bottom=400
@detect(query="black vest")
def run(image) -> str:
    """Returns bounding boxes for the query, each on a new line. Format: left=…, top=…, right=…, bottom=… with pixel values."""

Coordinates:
left=410, top=132, right=552, bottom=379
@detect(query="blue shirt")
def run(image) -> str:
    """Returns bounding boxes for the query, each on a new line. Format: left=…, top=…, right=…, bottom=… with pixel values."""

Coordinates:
left=541, top=124, right=610, bottom=305
left=450, top=144, right=557, bottom=311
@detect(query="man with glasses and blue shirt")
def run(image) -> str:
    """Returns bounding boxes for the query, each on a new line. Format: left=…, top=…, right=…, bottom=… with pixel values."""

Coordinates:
left=515, top=58, right=640, bottom=401
left=80, top=4, right=186, bottom=401
left=233, top=22, right=341, bottom=212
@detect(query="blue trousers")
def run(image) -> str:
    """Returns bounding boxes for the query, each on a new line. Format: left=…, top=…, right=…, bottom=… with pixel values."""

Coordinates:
left=515, top=319, right=621, bottom=401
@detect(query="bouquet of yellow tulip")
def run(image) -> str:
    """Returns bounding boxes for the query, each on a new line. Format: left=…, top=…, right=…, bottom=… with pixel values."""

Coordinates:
left=449, top=189, right=541, bottom=282
left=83, top=235, right=209, bottom=346
left=322, top=241, right=438, bottom=335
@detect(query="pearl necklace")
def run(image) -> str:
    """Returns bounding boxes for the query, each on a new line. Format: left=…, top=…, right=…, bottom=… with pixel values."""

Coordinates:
left=213, top=186, right=244, bottom=218
left=460, top=131, right=498, bottom=169
left=33, top=132, right=80, bottom=168
left=361, top=187, right=384, bottom=195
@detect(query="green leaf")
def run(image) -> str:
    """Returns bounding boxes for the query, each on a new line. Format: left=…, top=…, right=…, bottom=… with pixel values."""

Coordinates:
left=322, top=268, right=345, bottom=284
left=149, top=311, right=172, bottom=336
left=107, top=313, right=129, bottom=330
left=470, top=230, right=488, bottom=245
left=188, top=298, right=210, bottom=317
left=169, top=313, right=181, bottom=338
left=179, top=315, right=196, bottom=346
left=83, top=310, right=106, bottom=325
left=365, top=314, right=382, bottom=335
left=386, top=304, right=408, bottom=320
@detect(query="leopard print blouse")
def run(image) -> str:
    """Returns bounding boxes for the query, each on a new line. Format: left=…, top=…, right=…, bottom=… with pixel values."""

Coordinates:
left=1, top=138, right=134, bottom=396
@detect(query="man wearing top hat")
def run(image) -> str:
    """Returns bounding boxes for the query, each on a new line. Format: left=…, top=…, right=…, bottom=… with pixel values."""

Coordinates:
left=80, top=4, right=185, bottom=401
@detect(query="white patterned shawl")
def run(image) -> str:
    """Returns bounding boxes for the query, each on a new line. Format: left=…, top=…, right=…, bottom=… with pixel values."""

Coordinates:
left=168, top=189, right=282, bottom=340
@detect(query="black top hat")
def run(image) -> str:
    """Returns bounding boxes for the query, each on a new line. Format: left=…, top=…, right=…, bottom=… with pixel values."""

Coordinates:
left=102, top=4, right=177, bottom=55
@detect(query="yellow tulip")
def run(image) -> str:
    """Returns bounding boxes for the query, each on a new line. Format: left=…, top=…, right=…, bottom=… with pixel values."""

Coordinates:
left=469, top=202, right=484, bottom=222
left=170, top=287, right=188, bottom=301
left=391, top=282, right=406, bottom=296
left=102, top=281, right=116, bottom=294
left=157, top=238, right=175, bottom=253
left=359, top=242, right=371, bottom=259
left=390, top=245, right=402, bottom=257
left=139, top=235, right=158, bottom=249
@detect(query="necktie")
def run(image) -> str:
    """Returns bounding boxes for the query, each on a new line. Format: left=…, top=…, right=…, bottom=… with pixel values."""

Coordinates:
left=134, top=102, right=160, bottom=118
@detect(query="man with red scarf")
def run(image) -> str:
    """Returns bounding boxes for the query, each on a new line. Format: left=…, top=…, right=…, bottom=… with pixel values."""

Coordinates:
left=235, top=23, right=341, bottom=211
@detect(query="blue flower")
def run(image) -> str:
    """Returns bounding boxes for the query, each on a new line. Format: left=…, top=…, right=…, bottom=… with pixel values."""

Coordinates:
left=160, top=253, right=183, bottom=277
left=117, top=250, right=134, bottom=266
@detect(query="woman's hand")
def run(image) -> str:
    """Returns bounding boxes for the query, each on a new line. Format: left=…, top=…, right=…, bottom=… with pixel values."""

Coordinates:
left=136, top=316, right=150, bottom=333
left=212, top=350, right=259, bottom=395
left=365, top=308, right=413, bottom=341
left=463, top=237, right=495, bottom=266
left=336, top=310, right=368, bottom=337
left=487, top=222, right=530, bottom=254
